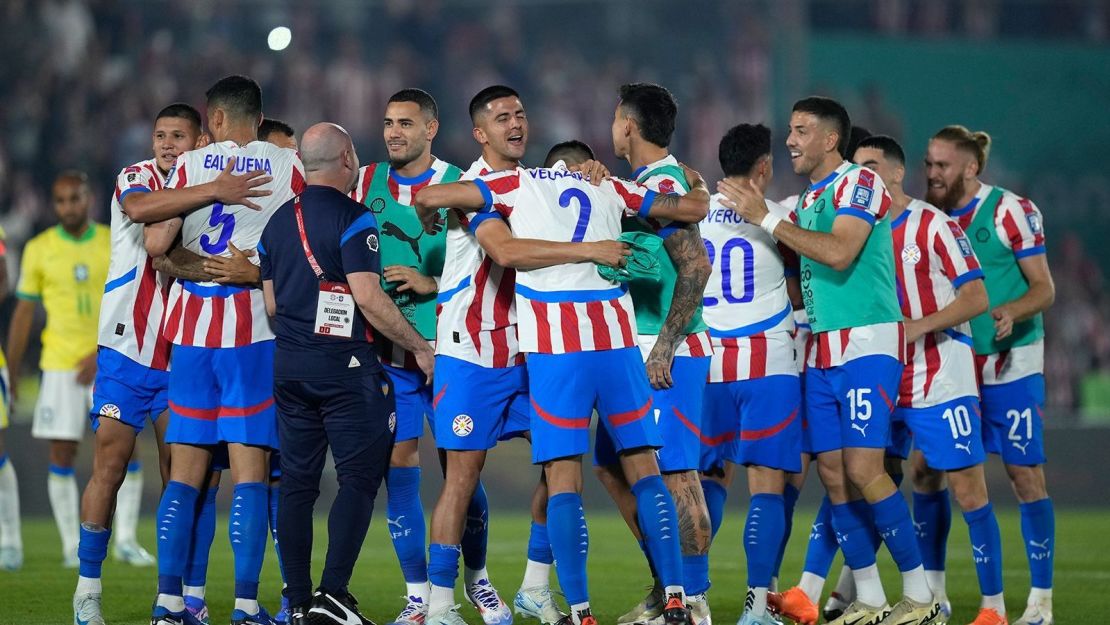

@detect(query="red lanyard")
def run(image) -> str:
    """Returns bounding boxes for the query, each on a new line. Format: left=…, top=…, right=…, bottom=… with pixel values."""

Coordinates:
left=293, top=196, right=325, bottom=281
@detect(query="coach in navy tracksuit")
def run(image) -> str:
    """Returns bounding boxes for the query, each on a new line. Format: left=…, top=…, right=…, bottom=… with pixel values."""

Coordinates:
left=259, top=122, right=435, bottom=625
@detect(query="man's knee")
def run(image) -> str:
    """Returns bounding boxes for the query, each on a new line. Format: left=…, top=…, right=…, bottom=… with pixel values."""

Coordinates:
left=911, top=456, right=947, bottom=493
left=543, top=458, right=583, bottom=495
left=390, top=438, right=420, bottom=468
left=1006, top=463, right=1047, bottom=502
left=619, top=448, right=662, bottom=484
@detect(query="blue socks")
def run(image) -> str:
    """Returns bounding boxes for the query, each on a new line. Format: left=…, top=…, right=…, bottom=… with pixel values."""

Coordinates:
left=231, top=482, right=268, bottom=601
left=804, top=496, right=840, bottom=576
left=912, top=489, right=952, bottom=573
left=547, top=493, right=589, bottom=605
left=701, top=479, right=728, bottom=540
left=774, top=483, right=801, bottom=579
left=387, top=467, right=428, bottom=584
left=268, top=483, right=285, bottom=583
left=184, top=485, right=217, bottom=588
left=462, top=481, right=489, bottom=571
left=157, top=481, right=200, bottom=596
left=1020, top=498, right=1054, bottom=589
left=870, top=491, right=923, bottom=572
left=829, top=500, right=878, bottom=571
left=429, top=543, right=462, bottom=590
left=527, top=521, right=554, bottom=564
left=683, top=554, right=710, bottom=596
left=632, top=476, right=683, bottom=589
left=78, top=524, right=111, bottom=579
left=745, top=494, right=785, bottom=588
left=964, top=503, right=1004, bottom=596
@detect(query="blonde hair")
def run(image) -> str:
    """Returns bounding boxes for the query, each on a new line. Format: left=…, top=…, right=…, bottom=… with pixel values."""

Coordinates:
left=933, top=125, right=992, bottom=174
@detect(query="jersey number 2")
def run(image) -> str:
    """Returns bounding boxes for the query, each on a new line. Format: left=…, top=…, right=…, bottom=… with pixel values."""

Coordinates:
left=200, top=202, right=236, bottom=254
left=559, top=188, right=592, bottom=242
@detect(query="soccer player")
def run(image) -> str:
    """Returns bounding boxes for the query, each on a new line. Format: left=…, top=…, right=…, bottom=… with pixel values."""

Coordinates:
left=699, top=124, right=804, bottom=625
left=598, top=83, right=714, bottom=625
left=926, top=126, right=1056, bottom=625
left=415, top=158, right=709, bottom=625
left=720, top=96, right=940, bottom=625
left=6, top=171, right=110, bottom=568
left=259, top=118, right=298, bottom=150
left=0, top=226, right=21, bottom=572
left=129, top=74, right=304, bottom=625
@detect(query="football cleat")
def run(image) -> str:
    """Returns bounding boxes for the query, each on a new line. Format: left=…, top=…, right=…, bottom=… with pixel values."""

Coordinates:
left=687, top=594, right=711, bottom=625
left=388, top=595, right=428, bottom=625
left=823, top=591, right=851, bottom=623
left=426, top=606, right=471, bottom=625
left=151, top=605, right=186, bottom=625
left=184, top=596, right=210, bottom=625
left=465, top=578, right=513, bottom=625
left=73, top=592, right=106, bottom=625
left=825, top=601, right=891, bottom=625
left=0, top=546, right=23, bottom=571
left=876, top=598, right=941, bottom=625
left=309, top=590, right=376, bottom=625
left=1012, top=602, right=1052, bottom=625
left=275, top=596, right=291, bottom=625
left=114, top=541, right=157, bottom=566
left=231, top=605, right=277, bottom=625
left=968, top=608, right=1008, bottom=625
left=618, top=586, right=666, bottom=625
left=768, top=587, right=818, bottom=625
left=661, top=594, right=692, bottom=625
left=735, top=611, right=783, bottom=625
left=513, top=585, right=569, bottom=625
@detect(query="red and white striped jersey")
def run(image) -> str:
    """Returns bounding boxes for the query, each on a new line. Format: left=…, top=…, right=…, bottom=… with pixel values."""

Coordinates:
left=99, top=159, right=172, bottom=369
left=893, top=199, right=983, bottom=407
left=475, top=165, right=659, bottom=354
left=701, top=195, right=797, bottom=382
left=975, top=340, right=1044, bottom=386
left=794, top=308, right=811, bottom=373
left=163, top=141, right=305, bottom=347
left=434, top=157, right=522, bottom=368
left=805, top=322, right=905, bottom=369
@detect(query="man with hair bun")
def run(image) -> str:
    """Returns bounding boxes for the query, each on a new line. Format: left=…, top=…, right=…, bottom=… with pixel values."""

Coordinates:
left=926, top=126, right=1056, bottom=625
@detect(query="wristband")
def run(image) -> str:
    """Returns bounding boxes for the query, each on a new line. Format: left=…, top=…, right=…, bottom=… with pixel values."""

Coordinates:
left=760, top=212, right=783, bottom=237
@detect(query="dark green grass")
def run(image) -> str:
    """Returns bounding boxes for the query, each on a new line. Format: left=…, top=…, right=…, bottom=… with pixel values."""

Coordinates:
left=2, top=508, right=1108, bottom=624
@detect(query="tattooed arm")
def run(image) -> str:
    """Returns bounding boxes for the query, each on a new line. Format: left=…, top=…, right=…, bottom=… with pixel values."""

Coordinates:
left=646, top=223, right=711, bottom=389
left=152, top=244, right=218, bottom=282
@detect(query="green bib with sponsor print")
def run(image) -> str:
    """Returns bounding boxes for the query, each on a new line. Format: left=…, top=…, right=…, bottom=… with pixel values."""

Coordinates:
left=364, top=162, right=460, bottom=339
left=623, top=163, right=707, bottom=337
left=795, top=164, right=901, bottom=334
left=965, top=186, right=1044, bottom=354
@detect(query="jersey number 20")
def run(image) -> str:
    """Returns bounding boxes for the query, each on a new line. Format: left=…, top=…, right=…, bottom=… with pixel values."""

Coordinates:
left=703, top=237, right=755, bottom=306
left=200, top=202, right=236, bottom=254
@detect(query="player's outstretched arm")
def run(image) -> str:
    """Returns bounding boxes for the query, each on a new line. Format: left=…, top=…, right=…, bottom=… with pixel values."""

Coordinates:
left=348, top=271, right=435, bottom=383
left=414, top=182, right=485, bottom=233
left=635, top=184, right=710, bottom=224
left=647, top=224, right=712, bottom=389
left=991, top=254, right=1055, bottom=340
left=718, top=178, right=868, bottom=271
left=474, top=219, right=629, bottom=270
left=123, top=156, right=273, bottom=224
left=904, top=277, right=989, bottom=343
left=153, top=244, right=219, bottom=283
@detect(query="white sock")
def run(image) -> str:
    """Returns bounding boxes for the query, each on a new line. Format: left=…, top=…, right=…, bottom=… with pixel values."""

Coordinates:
left=901, top=565, right=932, bottom=604
left=571, top=602, right=591, bottom=625
left=522, top=559, right=551, bottom=589
left=1028, top=587, right=1052, bottom=605
left=663, top=585, right=684, bottom=601
left=924, top=570, right=947, bottom=601
left=747, top=587, right=768, bottom=616
left=157, top=593, right=185, bottom=612
left=48, top=469, right=80, bottom=555
left=113, top=464, right=143, bottom=546
left=770, top=576, right=778, bottom=592
left=234, top=598, right=259, bottom=615
left=429, top=584, right=455, bottom=614
left=0, top=459, right=22, bottom=549
left=76, top=575, right=102, bottom=595
left=981, top=592, right=1005, bottom=613
left=832, top=564, right=855, bottom=601
left=183, top=585, right=205, bottom=600
left=465, top=565, right=489, bottom=586
left=851, top=564, right=887, bottom=608
left=407, top=581, right=431, bottom=603
left=798, top=571, right=826, bottom=605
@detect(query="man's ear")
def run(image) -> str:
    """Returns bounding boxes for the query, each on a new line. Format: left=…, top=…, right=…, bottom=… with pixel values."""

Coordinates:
left=426, top=118, right=440, bottom=141
left=472, top=126, right=486, bottom=146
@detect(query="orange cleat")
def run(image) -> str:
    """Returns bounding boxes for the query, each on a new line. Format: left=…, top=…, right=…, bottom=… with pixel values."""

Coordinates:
left=969, top=608, right=1008, bottom=625
left=768, top=586, right=818, bottom=625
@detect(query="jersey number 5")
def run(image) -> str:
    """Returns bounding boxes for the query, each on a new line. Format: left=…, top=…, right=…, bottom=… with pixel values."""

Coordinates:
left=559, top=188, right=592, bottom=242
left=200, top=202, right=236, bottom=255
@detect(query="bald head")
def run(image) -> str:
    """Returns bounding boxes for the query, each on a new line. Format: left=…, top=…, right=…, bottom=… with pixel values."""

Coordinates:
left=301, top=122, right=360, bottom=193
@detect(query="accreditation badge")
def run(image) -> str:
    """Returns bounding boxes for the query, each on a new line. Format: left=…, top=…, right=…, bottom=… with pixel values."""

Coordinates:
left=315, top=281, right=355, bottom=338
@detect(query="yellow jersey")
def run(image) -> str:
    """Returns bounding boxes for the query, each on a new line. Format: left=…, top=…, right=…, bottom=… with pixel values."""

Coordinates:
left=15, top=223, right=111, bottom=370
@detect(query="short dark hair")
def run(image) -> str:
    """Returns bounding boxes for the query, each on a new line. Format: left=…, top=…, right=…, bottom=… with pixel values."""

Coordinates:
left=792, top=96, right=851, bottom=157
left=846, top=126, right=872, bottom=162
left=544, top=140, right=595, bottom=168
left=718, top=124, right=771, bottom=177
left=156, top=103, right=202, bottom=130
left=54, top=169, right=90, bottom=189
left=856, top=134, right=906, bottom=166
left=389, top=88, right=439, bottom=120
left=205, top=75, right=263, bottom=121
left=259, top=118, right=295, bottom=141
left=618, top=82, right=678, bottom=148
left=469, top=85, right=520, bottom=122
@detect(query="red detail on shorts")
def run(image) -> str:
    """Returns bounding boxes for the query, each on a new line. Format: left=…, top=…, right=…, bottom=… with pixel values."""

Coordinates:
left=531, top=398, right=590, bottom=429
left=740, top=407, right=799, bottom=441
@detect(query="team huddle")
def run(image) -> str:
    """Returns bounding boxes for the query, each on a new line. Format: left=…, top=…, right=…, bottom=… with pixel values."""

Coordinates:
left=0, top=74, right=1055, bottom=625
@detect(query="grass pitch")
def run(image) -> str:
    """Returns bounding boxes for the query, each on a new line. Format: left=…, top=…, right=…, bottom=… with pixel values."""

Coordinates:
left=3, top=507, right=1109, bottom=624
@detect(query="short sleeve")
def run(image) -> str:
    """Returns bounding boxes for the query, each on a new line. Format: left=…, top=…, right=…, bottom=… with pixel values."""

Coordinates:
left=115, top=165, right=157, bottom=207
left=997, top=194, right=1046, bottom=259
left=290, top=153, right=307, bottom=196
left=340, top=211, right=383, bottom=276
left=469, top=171, right=520, bottom=233
left=258, top=227, right=273, bottom=281
left=602, top=177, right=657, bottom=218
left=832, top=167, right=891, bottom=225
left=164, top=154, right=190, bottom=190
left=15, top=238, right=43, bottom=300
left=933, top=218, right=983, bottom=289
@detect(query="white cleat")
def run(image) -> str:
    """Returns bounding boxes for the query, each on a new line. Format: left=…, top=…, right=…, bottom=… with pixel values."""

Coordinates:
left=825, top=601, right=891, bottom=625
left=735, top=611, right=783, bottom=625
left=688, top=594, right=712, bottom=625
left=0, top=546, right=23, bottom=571
left=1013, top=601, right=1053, bottom=625
left=427, top=605, right=471, bottom=625
left=388, top=596, right=429, bottom=625
left=618, top=586, right=665, bottom=625
left=875, top=598, right=941, bottom=625
left=114, top=541, right=157, bottom=566
left=73, top=592, right=106, bottom=625
left=466, top=579, right=513, bottom=625
left=513, top=585, right=569, bottom=625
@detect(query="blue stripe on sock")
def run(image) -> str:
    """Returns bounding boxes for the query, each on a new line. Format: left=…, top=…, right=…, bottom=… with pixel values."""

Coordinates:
left=547, top=492, right=589, bottom=605
left=527, top=521, right=554, bottom=564
left=386, top=466, right=428, bottom=583
left=429, top=543, right=462, bottom=589
left=964, top=503, right=1004, bottom=596
left=912, top=489, right=951, bottom=571
left=230, top=482, right=268, bottom=600
left=78, top=525, right=111, bottom=578
left=49, top=464, right=75, bottom=476
left=871, top=491, right=923, bottom=572
left=0, top=454, right=8, bottom=468
left=127, top=460, right=142, bottom=473
left=804, top=496, right=840, bottom=576
left=1019, top=498, right=1054, bottom=589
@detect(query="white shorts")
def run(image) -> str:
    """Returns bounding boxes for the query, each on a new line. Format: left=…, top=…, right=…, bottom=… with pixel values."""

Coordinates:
left=0, top=368, right=10, bottom=430
left=32, top=370, right=92, bottom=441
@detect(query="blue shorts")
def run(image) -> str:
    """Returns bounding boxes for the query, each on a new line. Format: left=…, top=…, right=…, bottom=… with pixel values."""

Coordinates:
left=383, top=363, right=433, bottom=443
left=805, top=354, right=903, bottom=454
left=895, top=396, right=986, bottom=470
left=90, top=347, right=169, bottom=434
left=433, top=356, right=530, bottom=451
left=981, top=374, right=1046, bottom=465
left=702, top=375, right=802, bottom=473
left=166, top=341, right=278, bottom=449
left=595, top=355, right=710, bottom=471
left=886, top=413, right=913, bottom=460
left=529, top=348, right=659, bottom=465
left=699, top=383, right=737, bottom=474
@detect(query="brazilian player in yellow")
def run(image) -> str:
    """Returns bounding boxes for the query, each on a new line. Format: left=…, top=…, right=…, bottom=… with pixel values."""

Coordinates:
left=6, top=171, right=110, bottom=567
left=0, top=225, right=23, bottom=571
